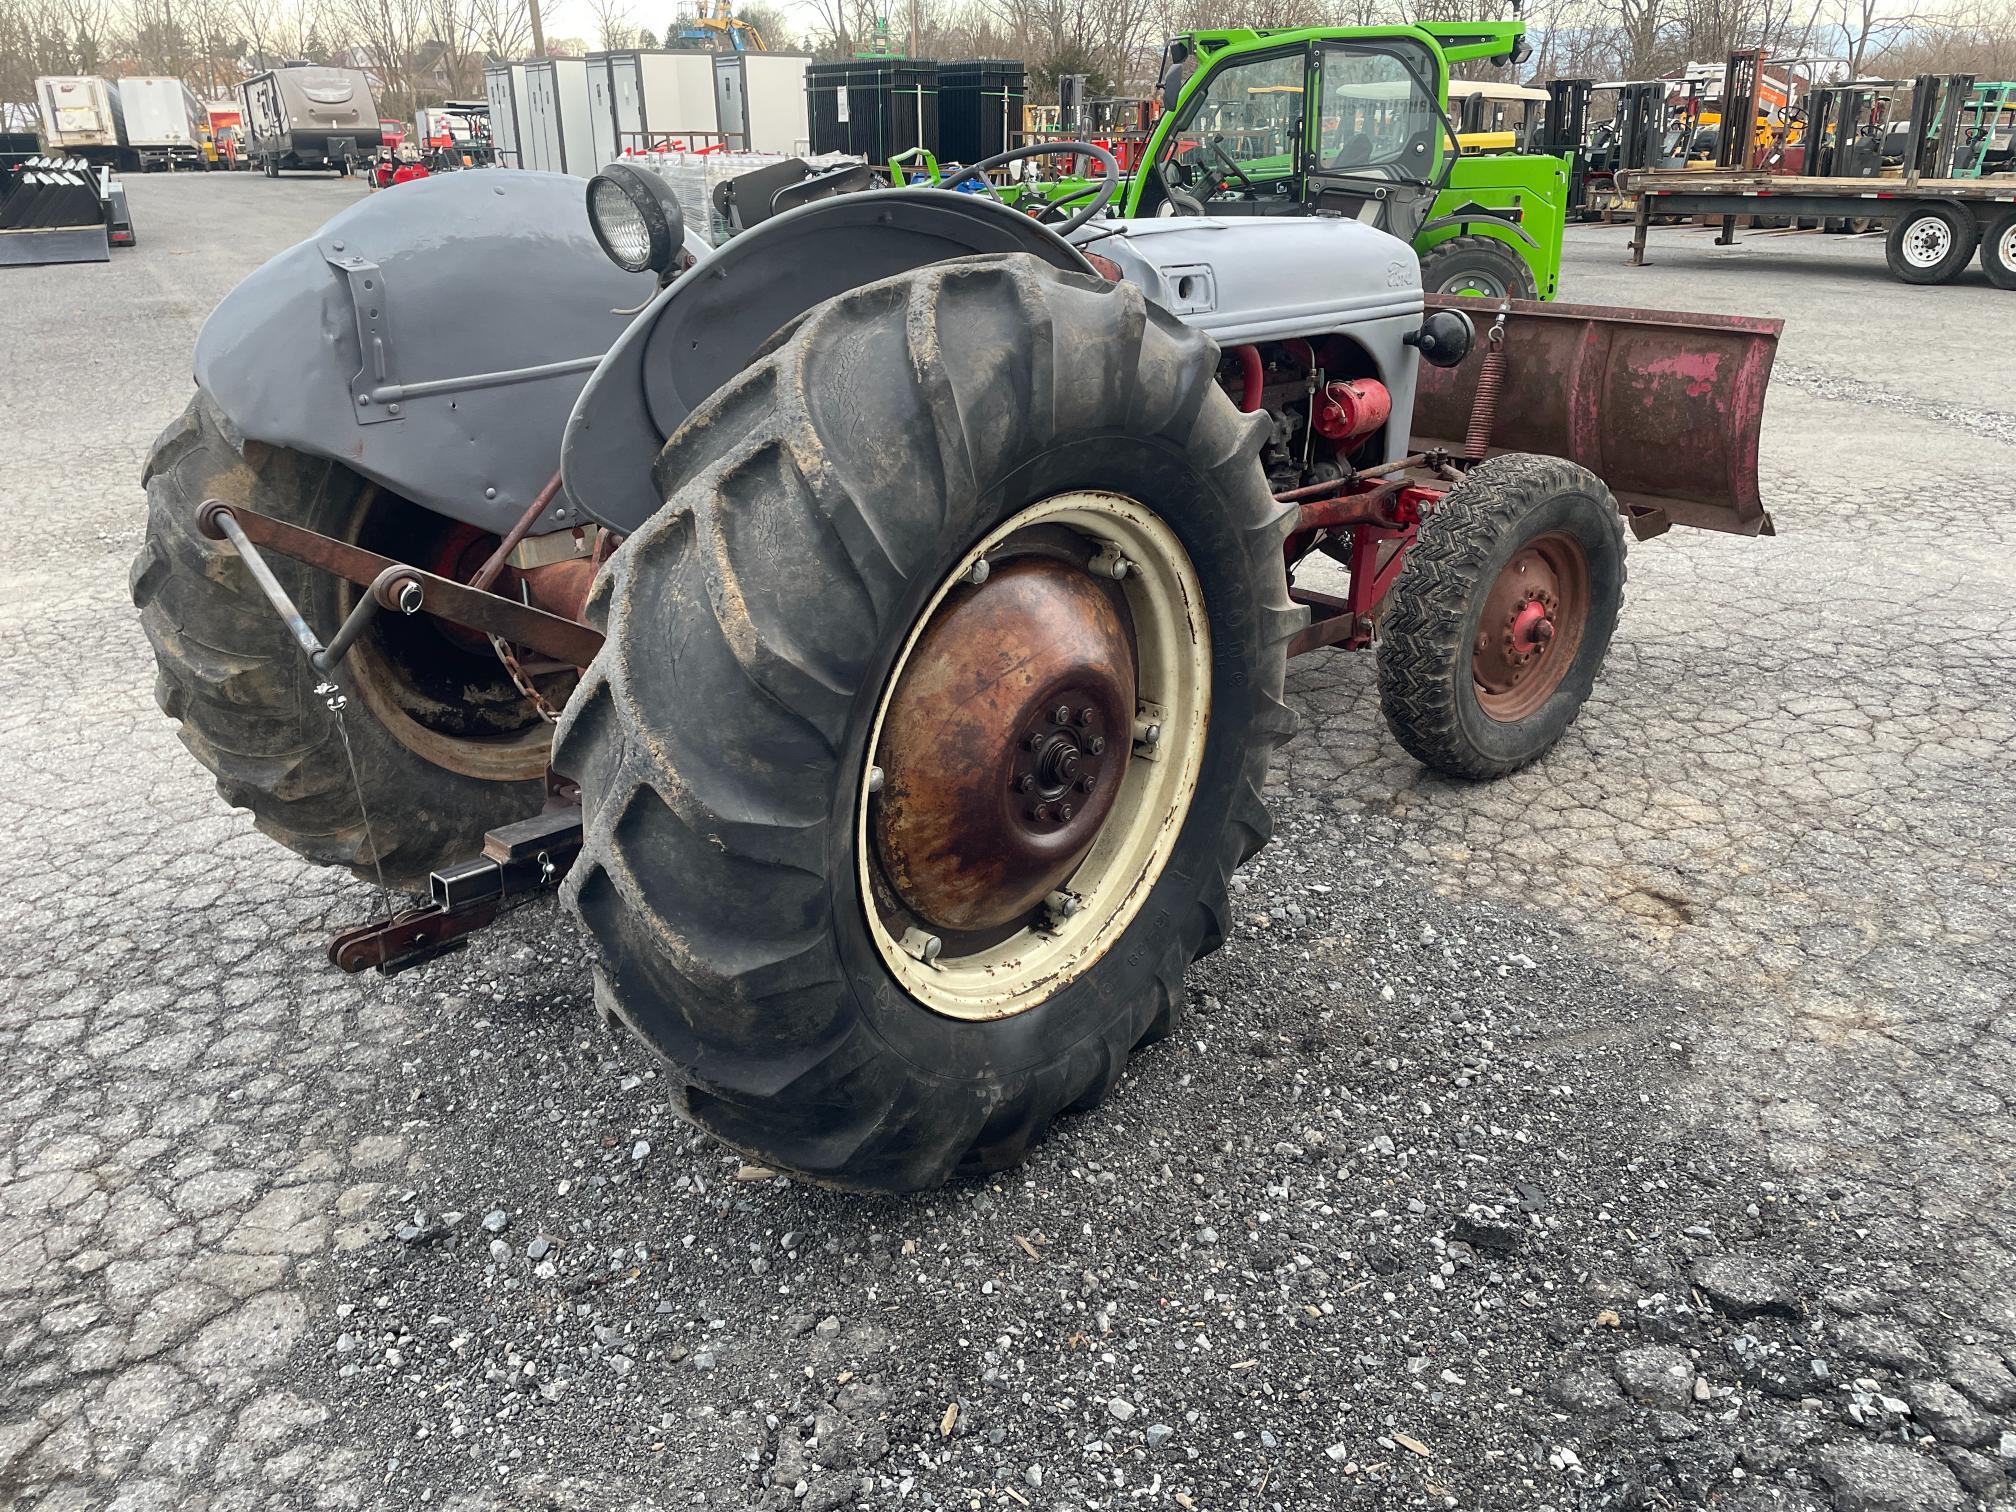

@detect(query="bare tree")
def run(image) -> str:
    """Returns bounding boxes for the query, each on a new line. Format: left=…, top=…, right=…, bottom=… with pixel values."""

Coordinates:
left=583, top=0, right=631, bottom=50
left=1838, top=0, right=1917, bottom=74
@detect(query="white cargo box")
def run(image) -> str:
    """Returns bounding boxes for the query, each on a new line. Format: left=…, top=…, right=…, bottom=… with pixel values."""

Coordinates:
left=484, top=63, right=528, bottom=166
left=117, top=77, right=204, bottom=153
left=35, top=76, right=122, bottom=151
left=521, top=58, right=595, bottom=175
left=711, top=54, right=810, bottom=153
left=599, top=51, right=721, bottom=155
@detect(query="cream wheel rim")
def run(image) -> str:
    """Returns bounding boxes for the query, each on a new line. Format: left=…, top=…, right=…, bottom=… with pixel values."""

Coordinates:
left=858, top=492, right=1212, bottom=1022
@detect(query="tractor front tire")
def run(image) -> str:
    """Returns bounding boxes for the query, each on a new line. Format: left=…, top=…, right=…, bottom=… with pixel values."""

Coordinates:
left=555, top=255, right=1301, bottom=1193
left=1885, top=205, right=1978, bottom=284
left=132, top=393, right=550, bottom=888
left=1418, top=235, right=1540, bottom=301
left=1377, top=454, right=1625, bottom=781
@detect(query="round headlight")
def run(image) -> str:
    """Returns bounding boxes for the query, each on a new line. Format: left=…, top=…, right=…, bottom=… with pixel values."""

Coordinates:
left=586, top=162, right=685, bottom=277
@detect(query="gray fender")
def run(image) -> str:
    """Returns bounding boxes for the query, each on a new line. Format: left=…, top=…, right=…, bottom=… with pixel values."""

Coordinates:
left=562, top=191, right=1091, bottom=536
left=193, top=170, right=689, bottom=537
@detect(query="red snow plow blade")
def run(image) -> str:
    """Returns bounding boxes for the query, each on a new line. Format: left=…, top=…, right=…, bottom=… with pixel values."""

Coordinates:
left=1410, top=295, right=1781, bottom=540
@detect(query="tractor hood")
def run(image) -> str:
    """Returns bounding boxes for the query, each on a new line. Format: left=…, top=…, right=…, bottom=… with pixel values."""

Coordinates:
left=1079, top=216, right=1425, bottom=343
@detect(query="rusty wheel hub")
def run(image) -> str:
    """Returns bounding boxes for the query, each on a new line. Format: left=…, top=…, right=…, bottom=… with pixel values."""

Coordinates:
left=873, top=558, right=1136, bottom=934
left=1471, top=532, right=1589, bottom=722
left=857, top=491, right=1213, bottom=1023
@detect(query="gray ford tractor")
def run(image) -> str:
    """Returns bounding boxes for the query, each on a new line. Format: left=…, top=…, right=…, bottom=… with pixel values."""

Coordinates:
left=134, top=143, right=1779, bottom=1191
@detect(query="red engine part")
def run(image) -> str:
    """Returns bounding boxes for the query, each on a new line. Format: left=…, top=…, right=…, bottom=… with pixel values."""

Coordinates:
left=1231, top=344, right=1265, bottom=412
left=1311, top=378, right=1391, bottom=443
left=392, top=162, right=430, bottom=185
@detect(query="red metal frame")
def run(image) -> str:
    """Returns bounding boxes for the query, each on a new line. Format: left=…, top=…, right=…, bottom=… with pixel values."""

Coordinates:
left=1281, top=480, right=1440, bottom=656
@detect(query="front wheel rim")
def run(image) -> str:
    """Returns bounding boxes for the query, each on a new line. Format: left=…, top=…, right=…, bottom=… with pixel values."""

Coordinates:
left=859, top=492, right=1212, bottom=1022
left=1443, top=269, right=1509, bottom=298
left=1998, top=222, right=2016, bottom=271
left=1471, top=531, right=1590, bottom=722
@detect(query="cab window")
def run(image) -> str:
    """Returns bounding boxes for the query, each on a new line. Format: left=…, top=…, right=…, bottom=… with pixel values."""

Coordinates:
left=1156, top=48, right=1307, bottom=201
left=1316, top=44, right=1440, bottom=178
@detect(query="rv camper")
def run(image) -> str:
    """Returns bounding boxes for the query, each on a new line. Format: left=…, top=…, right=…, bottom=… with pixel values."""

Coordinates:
left=239, top=64, right=383, bottom=175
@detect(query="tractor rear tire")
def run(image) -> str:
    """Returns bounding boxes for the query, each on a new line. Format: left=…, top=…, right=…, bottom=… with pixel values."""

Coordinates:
left=554, top=255, right=1301, bottom=1193
left=1418, top=235, right=1540, bottom=301
left=132, top=393, right=550, bottom=888
left=1885, top=205, right=1977, bottom=284
left=1979, top=210, right=2016, bottom=290
left=1377, top=454, right=1625, bottom=781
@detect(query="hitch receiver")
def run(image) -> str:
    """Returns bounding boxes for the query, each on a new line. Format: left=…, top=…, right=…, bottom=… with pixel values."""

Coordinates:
left=330, top=808, right=584, bottom=974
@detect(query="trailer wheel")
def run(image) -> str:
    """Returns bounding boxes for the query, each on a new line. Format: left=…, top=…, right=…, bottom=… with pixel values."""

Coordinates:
left=1979, top=210, right=2016, bottom=290
left=132, top=393, right=553, bottom=887
left=1885, top=205, right=1978, bottom=284
left=1418, top=235, right=1540, bottom=301
left=1377, top=454, right=1625, bottom=781
left=555, top=255, right=1300, bottom=1193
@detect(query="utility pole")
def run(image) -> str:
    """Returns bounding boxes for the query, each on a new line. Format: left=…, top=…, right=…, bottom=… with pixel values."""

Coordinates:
left=908, top=0, right=919, bottom=58
left=527, top=0, right=546, bottom=58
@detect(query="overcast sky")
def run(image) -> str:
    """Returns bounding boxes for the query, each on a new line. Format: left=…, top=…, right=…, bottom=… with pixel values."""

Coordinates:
left=536, top=0, right=830, bottom=50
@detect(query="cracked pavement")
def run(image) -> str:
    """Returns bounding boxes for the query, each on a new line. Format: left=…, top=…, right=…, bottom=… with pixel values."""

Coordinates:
left=1, top=178, right=2012, bottom=1511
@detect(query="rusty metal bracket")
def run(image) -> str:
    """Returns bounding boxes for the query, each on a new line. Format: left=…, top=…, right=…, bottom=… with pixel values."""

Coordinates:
left=329, top=807, right=583, bottom=975
left=196, top=501, right=604, bottom=670
left=326, top=249, right=402, bottom=427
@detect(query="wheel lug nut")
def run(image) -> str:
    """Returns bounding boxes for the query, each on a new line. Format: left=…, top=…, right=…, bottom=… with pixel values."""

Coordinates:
left=1016, top=774, right=1035, bottom=793
left=1057, top=803, right=1073, bottom=821
left=1078, top=707, right=1096, bottom=726
left=1053, top=705, right=1072, bottom=725
left=1087, top=735, right=1105, bottom=755
left=1079, top=775, right=1096, bottom=794
left=1031, top=803, right=1051, bottom=823
left=1026, top=733, right=1045, bottom=751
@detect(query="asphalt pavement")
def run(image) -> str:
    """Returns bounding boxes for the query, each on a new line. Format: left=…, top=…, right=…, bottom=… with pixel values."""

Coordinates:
left=1, top=174, right=2012, bottom=1512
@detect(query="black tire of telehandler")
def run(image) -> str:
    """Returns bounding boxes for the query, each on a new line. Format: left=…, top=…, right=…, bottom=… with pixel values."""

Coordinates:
left=554, top=255, right=1302, bottom=1193
left=1417, top=235, right=1541, bottom=301
left=131, top=392, right=547, bottom=888
left=1979, top=210, right=2016, bottom=291
left=1377, top=454, right=1626, bottom=781
left=1884, top=205, right=1978, bottom=284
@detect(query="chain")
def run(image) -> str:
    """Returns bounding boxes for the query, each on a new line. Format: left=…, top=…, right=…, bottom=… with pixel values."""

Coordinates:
left=488, top=634, right=561, bottom=724
left=317, top=680, right=396, bottom=970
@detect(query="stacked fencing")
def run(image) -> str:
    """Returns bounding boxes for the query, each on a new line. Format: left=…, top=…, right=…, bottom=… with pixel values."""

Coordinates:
left=937, top=60, right=1024, bottom=165
left=807, top=60, right=937, bottom=161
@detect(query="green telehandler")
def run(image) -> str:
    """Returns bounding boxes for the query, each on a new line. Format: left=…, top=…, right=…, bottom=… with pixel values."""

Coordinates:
left=992, top=21, right=1569, bottom=300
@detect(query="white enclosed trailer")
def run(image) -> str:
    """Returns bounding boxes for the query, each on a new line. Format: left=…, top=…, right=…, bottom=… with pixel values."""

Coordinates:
left=711, top=53, right=810, bottom=153
left=521, top=58, right=596, bottom=175
left=34, top=76, right=125, bottom=164
left=116, top=77, right=208, bottom=169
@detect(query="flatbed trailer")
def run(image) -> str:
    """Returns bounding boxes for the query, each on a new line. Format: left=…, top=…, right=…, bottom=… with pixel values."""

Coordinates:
left=1622, top=167, right=2016, bottom=287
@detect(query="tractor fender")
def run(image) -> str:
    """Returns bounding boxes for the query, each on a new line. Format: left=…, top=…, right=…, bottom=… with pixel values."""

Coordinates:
left=193, top=170, right=689, bottom=537
left=562, top=191, right=1092, bottom=536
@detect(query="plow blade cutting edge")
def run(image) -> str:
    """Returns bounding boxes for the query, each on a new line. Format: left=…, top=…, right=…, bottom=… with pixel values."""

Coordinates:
left=1410, top=295, right=1781, bottom=540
